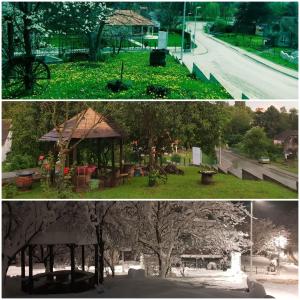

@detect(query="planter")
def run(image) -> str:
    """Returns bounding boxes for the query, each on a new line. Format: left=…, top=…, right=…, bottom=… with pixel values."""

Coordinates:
left=16, top=171, right=34, bottom=191
left=72, top=174, right=90, bottom=192
left=199, top=171, right=216, bottom=185
left=149, top=49, right=167, bottom=67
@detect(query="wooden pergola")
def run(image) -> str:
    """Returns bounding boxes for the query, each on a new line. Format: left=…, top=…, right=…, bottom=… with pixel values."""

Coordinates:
left=39, top=108, right=126, bottom=176
left=20, top=221, right=98, bottom=294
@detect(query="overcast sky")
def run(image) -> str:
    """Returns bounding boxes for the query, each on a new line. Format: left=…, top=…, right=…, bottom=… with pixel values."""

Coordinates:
left=228, top=100, right=298, bottom=111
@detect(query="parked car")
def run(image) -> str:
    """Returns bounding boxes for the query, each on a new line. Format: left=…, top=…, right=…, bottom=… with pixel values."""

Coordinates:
left=258, top=157, right=270, bottom=164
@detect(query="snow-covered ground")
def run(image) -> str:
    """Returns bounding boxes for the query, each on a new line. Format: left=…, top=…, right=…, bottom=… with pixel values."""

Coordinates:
left=5, top=259, right=298, bottom=298
left=242, top=255, right=298, bottom=299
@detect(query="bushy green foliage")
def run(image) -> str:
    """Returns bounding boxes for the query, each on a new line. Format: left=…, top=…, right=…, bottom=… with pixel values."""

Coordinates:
left=171, top=153, right=181, bottom=164
left=3, top=183, right=18, bottom=199
left=5, top=154, right=36, bottom=171
left=210, top=19, right=233, bottom=33
left=240, top=127, right=272, bottom=159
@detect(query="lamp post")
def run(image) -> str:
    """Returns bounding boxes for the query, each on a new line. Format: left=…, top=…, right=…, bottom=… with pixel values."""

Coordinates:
left=250, top=201, right=253, bottom=276
left=193, top=6, right=201, bottom=52
left=180, top=2, right=187, bottom=61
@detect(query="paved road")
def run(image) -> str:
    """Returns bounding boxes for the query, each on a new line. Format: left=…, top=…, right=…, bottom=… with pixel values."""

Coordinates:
left=220, top=149, right=298, bottom=191
left=174, top=22, right=298, bottom=99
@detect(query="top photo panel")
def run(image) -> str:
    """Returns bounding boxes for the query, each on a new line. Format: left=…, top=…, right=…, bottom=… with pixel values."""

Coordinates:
left=2, top=1, right=298, bottom=100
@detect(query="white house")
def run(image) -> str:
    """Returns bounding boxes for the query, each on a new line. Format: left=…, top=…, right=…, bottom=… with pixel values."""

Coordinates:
left=2, top=119, right=12, bottom=162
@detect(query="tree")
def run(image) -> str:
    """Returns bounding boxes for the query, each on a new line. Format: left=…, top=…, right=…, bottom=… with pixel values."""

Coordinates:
left=48, top=2, right=113, bottom=61
left=126, top=201, right=248, bottom=278
left=224, top=106, right=252, bottom=146
left=252, top=218, right=290, bottom=257
left=234, top=2, right=271, bottom=34
left=2, top=201, right=65, bottom=285
left=241, top=127, right=271, bottom=159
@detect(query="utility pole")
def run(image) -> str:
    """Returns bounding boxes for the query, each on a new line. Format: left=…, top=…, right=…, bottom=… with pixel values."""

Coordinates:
left=193, top=6, right=201, bottom=53
left=250, top=202, right=253, bottom=277
left=180, top=2, right=186, bottom=61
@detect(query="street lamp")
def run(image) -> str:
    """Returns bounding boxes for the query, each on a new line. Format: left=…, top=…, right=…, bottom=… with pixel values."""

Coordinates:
left=193, top=6, right=201, bottom=52
left=180, top=2, right=187, bottom=61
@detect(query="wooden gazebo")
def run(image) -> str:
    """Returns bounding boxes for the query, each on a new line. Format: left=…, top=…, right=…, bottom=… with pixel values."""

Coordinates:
left=39, top=108, right=126, bottom=188
left=20, top=220, right=98, bottom=294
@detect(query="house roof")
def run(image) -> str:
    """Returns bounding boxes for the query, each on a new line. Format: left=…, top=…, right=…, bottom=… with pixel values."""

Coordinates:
left=107, top=10, right=154, bottom=26
left=2, top=119, right=12, bottom=146
left=274, top=130, right=298, bottom=141
left=39, top=108, right=124, bottom=142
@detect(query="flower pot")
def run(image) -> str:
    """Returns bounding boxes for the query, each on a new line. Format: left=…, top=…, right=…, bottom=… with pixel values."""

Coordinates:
left=16, top=172, right=34, bottom=191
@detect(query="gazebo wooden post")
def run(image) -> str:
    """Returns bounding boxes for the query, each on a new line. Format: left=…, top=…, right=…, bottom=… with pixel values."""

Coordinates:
left=49, top=245, right=54, bottom=274
left=81, top=245, right=85, bottom=271
left=28, top=245, right=34, bottom=293
left=94, top=244, right=99, bottom=284
left=111, top=139, right=115, bottom=175
left=119, top=138, right=123, bottom=173
left=72, top=145, right=77, bottom=165
left=70, top=244, right=75, bottom=289
left=21, top=246, right=26, bottom=291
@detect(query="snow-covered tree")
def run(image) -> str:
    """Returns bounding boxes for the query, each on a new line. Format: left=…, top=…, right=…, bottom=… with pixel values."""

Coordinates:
left=125, top=201, right=248, bottom=278
left=2, top=201, right=58, bottom=284
left=252, top=218, right=290, bottom=257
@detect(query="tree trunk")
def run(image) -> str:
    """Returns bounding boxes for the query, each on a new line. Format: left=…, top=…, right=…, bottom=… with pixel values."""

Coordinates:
left=2, top=255, right=11, bottom=288
left=157, top=255, right=168, bottom=278
left=22, top=3, right=33, bottom=91
left=7, top=17, right=14, bottom=60
left=99, top=229, right=105, bottom=284
left=88, top=32, right=97, bottom=62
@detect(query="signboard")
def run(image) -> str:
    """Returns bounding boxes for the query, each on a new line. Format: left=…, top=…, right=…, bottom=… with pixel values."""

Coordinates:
left=192, top=147, right=202, bottom=165
left=158, top=31, right=168, bottom=49
left=230, top=251, right=241, bottom=274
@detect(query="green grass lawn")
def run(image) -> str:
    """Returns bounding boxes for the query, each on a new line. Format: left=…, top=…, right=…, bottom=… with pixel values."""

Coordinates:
left=215, top=33, right=298, bottom=71
left=3, top=52, right=231, bottom=99
left=133, top=32, right=183, bottom=48
left=7, top=166, right=297, bottom=199
left=272, top=159, right=298, bottom=175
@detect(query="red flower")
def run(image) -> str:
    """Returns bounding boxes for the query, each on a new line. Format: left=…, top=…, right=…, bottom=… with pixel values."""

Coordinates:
left=39, top=155, right=45, bottom=161
left=64, top=167, right=70, bottom=175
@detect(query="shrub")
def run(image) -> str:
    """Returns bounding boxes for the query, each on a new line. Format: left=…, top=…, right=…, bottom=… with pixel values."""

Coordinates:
left=210, top=20, right=233, bottom=34
left=146, top=84, right=170, bottom=98
left=149, top=49, right=167, bottom=67
left=171, top=154, right=181, bottom=164
left=3, top=183, right=18, bottom=199
left=5, top=154, right=36, bottom=171
left=106, top=79, right=132, bottom=92
left=68, top=52, right=90, bottom=62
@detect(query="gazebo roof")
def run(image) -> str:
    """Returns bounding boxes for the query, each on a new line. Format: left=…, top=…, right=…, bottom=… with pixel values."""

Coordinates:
left=30, top=219, right=97, bottom=245
left=39, top=108, right=124, bottom=142
left=107, top=10, right=154, bottom=26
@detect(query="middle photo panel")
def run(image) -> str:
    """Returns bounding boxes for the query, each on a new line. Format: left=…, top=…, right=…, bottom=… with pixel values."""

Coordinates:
left=2, top=100, right=298, bottom=200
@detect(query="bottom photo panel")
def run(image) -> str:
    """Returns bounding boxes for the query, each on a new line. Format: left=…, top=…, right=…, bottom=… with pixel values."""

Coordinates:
left=2, top=200, right=298, bottom=299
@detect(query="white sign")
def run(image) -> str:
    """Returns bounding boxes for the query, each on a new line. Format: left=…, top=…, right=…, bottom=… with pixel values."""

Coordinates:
left=158, top=31, right=168, bottom=49
left=192, top=147, right=202, bottom=165
left=230, top=251, right=241, bottom=274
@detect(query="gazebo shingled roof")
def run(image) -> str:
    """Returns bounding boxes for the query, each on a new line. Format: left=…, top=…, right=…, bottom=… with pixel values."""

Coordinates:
left=107, top=10, right=154, bottom=26
left=39, top=108, right=125, bottom=142
left=30, top=219, right=97, bottom=245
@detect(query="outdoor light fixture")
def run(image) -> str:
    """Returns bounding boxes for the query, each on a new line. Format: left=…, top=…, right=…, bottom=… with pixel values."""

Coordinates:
left=193, top=6, right=201, bottom=53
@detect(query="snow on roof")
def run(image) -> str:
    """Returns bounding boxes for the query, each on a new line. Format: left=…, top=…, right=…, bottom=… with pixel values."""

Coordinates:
left=30, top=219, right=97, bottom=245
left=39, top=108, right=124, bottom=142
left=107, top=10, right=154, bottom=26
